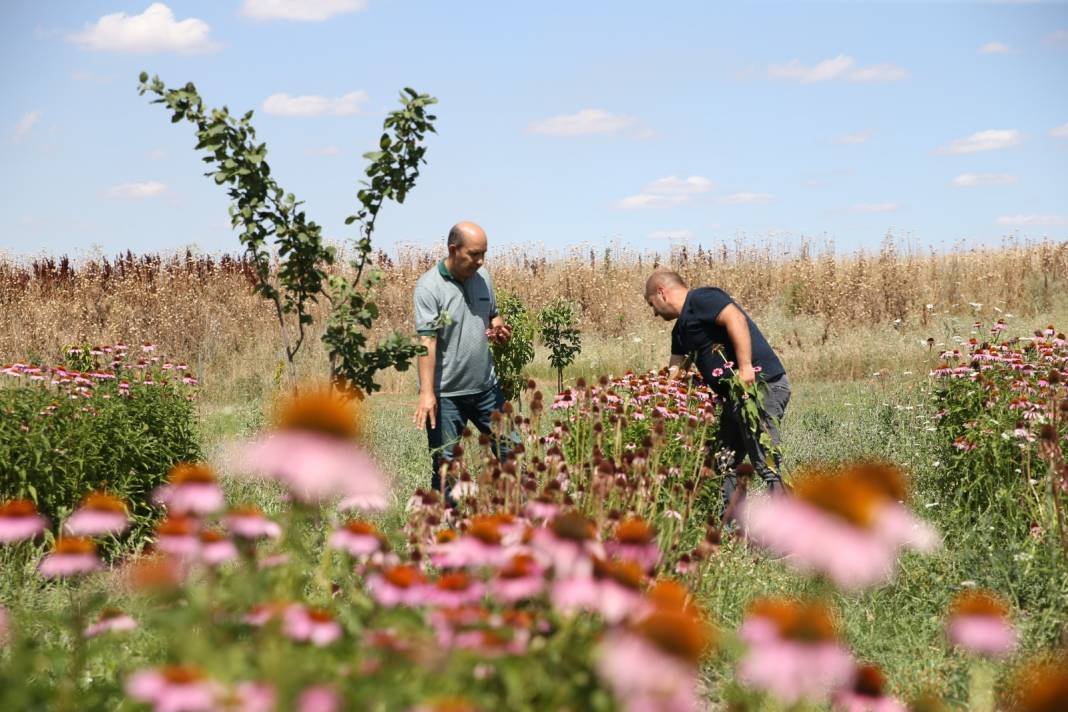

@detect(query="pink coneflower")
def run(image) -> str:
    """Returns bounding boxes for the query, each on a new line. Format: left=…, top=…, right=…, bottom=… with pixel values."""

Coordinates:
left=490, top=553, right=546, bottom=603
left=296, top=685, right=341, bottom=712
left=198, top=530, right=238, bottom=566
left=84, top=607, right=138, bottom=638
left=222, top=506, right=281, bottom=541
left=554, top=559, right=645, bottom=624
left=742, top=463, right=939, bottom=589
left=832, top=664, right=907, bottom=712
left=531, top=512, right=604, bottom=578
left=523, top=496, right=561, bottom=522
left=408, top=698, right=482, bottom=712
left=596, top=583, right=715, bottom=712
left=243, top=601, right=288, bottom=627
left=65, top=492, right=129, bottom=536
left=282, top=605, right=343, bottom=647
left=366, top=564, right=430, bottom=607
left=155, top=515, right=200, bottom=558
left=431, top=571, right=486, bottom=608
left=438, top=515, right=516, bottom=568
left=155, top=463, right=225, bottom=516
left=737, top=597, right=855, bottom=705
left=0, top=499, right=48, bottom=542
left=126, top=665, right=218, bottom=712
left=233, top=389, right=389, bottom=506
left=38, top=537, right=103, bottom=578
left=1007, top=654, right=1068, bottom=712
left=328, top=520, right=385, bottom=558
left=605, top=517, right=660, bottom=572
left=945, top=589, right=1018, bottom=658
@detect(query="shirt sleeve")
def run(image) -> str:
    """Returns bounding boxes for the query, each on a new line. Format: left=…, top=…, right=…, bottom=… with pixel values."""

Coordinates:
left=671, top=323, right=685, bottom=356
left=693, top=288, right=734, bottom=326
left=414, top=284, right=440, bottom=336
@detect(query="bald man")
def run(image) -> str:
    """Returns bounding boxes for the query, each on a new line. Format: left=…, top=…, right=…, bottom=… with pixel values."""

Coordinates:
left=645, top=269, right=790, bottom=521
left=412, top=222, right=512, bottom=501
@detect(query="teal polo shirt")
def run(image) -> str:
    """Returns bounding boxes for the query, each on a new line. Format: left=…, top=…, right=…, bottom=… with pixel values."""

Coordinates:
left=413, top=260, right=499, bottom=396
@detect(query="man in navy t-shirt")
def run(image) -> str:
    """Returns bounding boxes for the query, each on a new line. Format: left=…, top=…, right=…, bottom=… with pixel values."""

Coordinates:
left=644, top=269, right=791, bottom=521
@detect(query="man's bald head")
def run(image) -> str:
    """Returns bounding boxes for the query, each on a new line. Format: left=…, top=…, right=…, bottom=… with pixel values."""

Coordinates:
left=645, top=269, right=687, bottom=297
left=447, top=221, right=486, bottom=249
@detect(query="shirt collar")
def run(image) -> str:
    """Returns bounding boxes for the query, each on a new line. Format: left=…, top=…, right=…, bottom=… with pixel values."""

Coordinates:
left=438, top=259, right=458, bottom=282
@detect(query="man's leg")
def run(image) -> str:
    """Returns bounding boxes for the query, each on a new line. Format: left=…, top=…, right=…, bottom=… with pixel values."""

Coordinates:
left=731, top=376, right=791, bottom=495
left=714, top=403, right=748, bottom=517
left=427, top=394, right=467, bottom=497
left=465, top=384, right=511, bottom=462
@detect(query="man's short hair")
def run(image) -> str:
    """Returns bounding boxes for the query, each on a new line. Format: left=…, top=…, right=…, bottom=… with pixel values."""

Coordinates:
left=645, top=269, right=687, bottom=296
left=447, top=225, right=466, bottom=249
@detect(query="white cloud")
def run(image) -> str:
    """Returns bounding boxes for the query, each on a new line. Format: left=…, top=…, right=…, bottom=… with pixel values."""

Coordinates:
left=725, top=192, right=774, bottom=205
left=262, top=90, right=368, bottom=117
left=848, top=63, right=909, bottom=82
left=851, top=202, right=901, bottom=213
left=953, top=173, right=1018, bottom=187
left=979, top=41, right=1011, bottom=55
left=1045, top=29, right=1068, bottom=45
left=67, top=3, right=218, bottom=54
left=242, top=0, right=368, bottom=21
left=1050, top=122, right=1068, bottom=138
left=527, top=109, right=639, bottom=137
left=147, top=148, right=167, bottom=160
left=12, top=111, right=41, bottom=141
left=767, top=55, right=906, bottom=83
left=648, top=229, right=695, bottom=241
left=833, top=129, right=873, bottom=145
left=307, top=145, right=341, bottom=156
left=616, top=175, right=714, bottom=209
left=936, top=129, right=1022, bottom=154
left=104, top=181, right=167, bottom=199
left=997, top=214, right=1068, bottom=226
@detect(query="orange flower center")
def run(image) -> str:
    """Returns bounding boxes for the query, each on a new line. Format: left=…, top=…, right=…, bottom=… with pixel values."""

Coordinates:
left=950, top=589, right=1009, bottom=619
left=499, top=554, right=537, bottom=579
left=853, top=664, right=887, bottom=697
left=0, top=499, right=39, bottom=518
left=636, top=609, right=714, bottom=663
left=551, top=512, right=595, bottom=542
left=276, top=389, right=361, bottom=440
left=615, top=517, right=655, bottom=544
left=467, top=517, right=503, bottom=546
left=383, top=565, right=424, bottom=589
left=167, top=463, right=217, bottom=485
left=436, top=572, right=472, bottom=592
left=307, top=608, right=334, bottom=623
left=747, top=597, right=839, bottom=643
left=54, top=537, right=96, bottom=555
left=160, top=665, right=203, bottom=685
left=83, top=492, right=126, bottom=513
left=435, top=529, right=458, bottom=544
left=228, top=505, right=265, bottom=518
left=344, top=520, right=377, bottom=536
left=157, top=516, right=196, bottom=537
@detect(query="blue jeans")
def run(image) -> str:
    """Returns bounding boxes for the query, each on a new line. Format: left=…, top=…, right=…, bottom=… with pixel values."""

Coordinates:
left=427, top=384, right=509, bottom=493
left=715, top=374, right=791, bottom=517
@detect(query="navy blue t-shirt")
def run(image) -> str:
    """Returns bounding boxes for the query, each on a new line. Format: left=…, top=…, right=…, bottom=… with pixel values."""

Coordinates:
left=670, top=287, right=785, bottom=396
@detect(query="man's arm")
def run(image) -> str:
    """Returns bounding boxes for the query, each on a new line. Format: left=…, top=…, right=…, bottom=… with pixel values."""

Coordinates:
left=667, top=353, right=687, bottom=375
left=715, top=303, right=755, bottom=386
left=413, top=335, right=437, bottom=430
left=488, top=314, right=512, bottom=343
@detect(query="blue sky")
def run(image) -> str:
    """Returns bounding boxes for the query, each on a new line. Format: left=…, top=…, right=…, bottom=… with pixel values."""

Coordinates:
left=2, top=1, right=1067, bottom=258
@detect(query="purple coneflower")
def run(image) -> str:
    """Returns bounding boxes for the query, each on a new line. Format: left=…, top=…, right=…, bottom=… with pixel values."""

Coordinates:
left=222, top=506, right=281, bottom=541
left=155, top=463, right=225, bottom=516
left=366, top=564, right=430, bottom=607
left=233, top=388, right=389, bottom=506
left=832, top=664, right=907, bottom=712
left=605, top=517, right=660, bottom=572
left=65, top=492, right=129, bottom=536
left=216, top=682, right=276, bottom=712
left=431, top=571, right=486, bottom=608
left=296, top=685, right=341, bottom=712
left=38, top=537, right=103, bottom=578
left=490, top=553, right=546, bottom=603
left=155, top=515, right=200, bottom=558
left=0, top=499, right=48, bottom=543
left=531, top=512, right=604, bottom=578
left=328, top=520, right=385, bottom=558
left=198, top=530, right=238, bottom=566
left=282, top=605, right=343, bottom=647
left=737, top=597, right=855, bottom=705
left=84, top=607, right=138, bottom=638
left=743, top=463, right=939, bottom=589
left=126, top=665, right=218, bottom=712
left=945, top=589, right=1018, bottom=658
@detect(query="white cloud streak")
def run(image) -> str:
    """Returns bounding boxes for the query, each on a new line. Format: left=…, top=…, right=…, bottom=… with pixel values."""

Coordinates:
left=105, top=181, right=168, bottom=199
left=307, top=145, right=341, bottom=156
left=767, top=55, right=907, bottom=83
left=616, top=176, right=714, bottom=209
left=979, top=41, right=1010, bottom=54
left=67, top=3, right=219, bottom=54
left=725, top=192, right=774, bottom=205
left=648, top=230, right=695, bottom=241
left=262, top=91, right=368, bottom=117
left=936, top=129, right=1022, bottom=154
left=12, top=111, right=41, bottom=141
left=242, top=0, right=368, bottom=21
left=1050, top=122, right=1068, bottom=138
left=1045, top=29, right=1068, bottom=45
left=953, top=173, right=1018, bottom=187
left=527, top=109, right=640, bottom=137
left=851, top=202, right=901, bottom=213
left=997, top=214, right=1068, bottom=227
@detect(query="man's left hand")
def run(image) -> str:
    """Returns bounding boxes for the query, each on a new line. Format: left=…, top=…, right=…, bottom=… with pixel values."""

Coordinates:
left=738, top=363, right=757, bottom=387
left=486, top=323, right=512, bottom=344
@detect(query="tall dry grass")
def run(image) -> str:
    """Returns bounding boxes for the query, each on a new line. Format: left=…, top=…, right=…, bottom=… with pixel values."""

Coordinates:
left=3, top=238, right=1067, bottom=401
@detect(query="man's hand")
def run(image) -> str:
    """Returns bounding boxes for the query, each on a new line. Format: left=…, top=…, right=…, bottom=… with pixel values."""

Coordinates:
left=737, top=363, right=757, bottom=387
left=413, top=390, right=437, bottom=430
left=486, top=323, right=512, bottom=344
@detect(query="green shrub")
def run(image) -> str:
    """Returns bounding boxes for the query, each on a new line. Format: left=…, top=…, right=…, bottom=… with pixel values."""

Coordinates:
left=490, top=290, right=536, bottom=403
left=0, top=368, right=201, bottom=546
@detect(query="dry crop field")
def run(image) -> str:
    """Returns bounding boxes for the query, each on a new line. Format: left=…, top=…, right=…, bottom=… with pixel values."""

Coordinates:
left=1, top=238, right=1067, bottom=711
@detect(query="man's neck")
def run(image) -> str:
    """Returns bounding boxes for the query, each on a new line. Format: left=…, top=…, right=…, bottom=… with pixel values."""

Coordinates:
left=443, top=256, right=462, bottom=281
left=671, top=287, right=689, bottom=314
